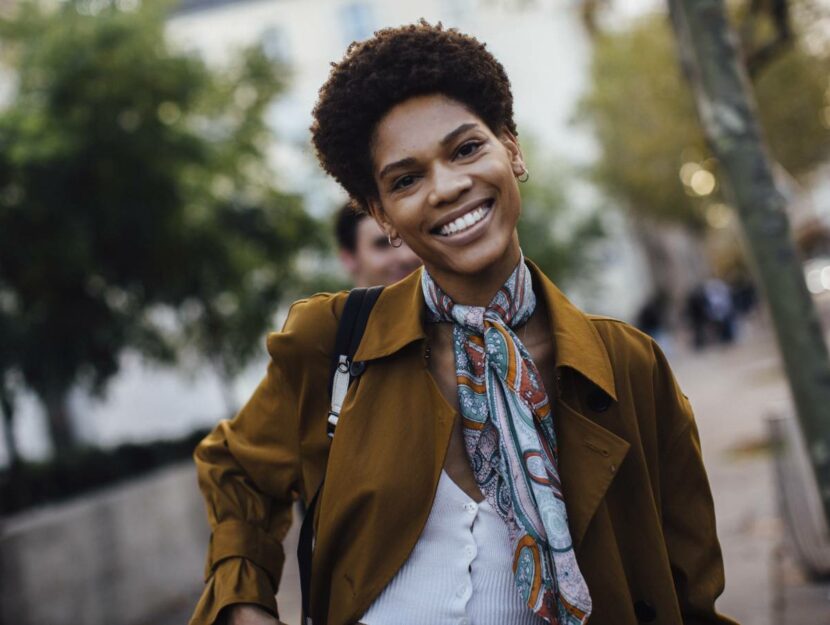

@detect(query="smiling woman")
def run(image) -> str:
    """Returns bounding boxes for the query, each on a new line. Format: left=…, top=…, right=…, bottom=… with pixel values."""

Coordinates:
left=188, top=21, right=740, bottom=625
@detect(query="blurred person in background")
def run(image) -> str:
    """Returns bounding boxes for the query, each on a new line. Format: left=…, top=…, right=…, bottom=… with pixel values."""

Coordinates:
left=686, top=284, right=710, bottom=350
left=635, top=289, right=670, bottom=346
left=335, top=202, right=422, bottom=287
left=189, top=22, right=738, bottom=625
left=685, top=280, right=738, bottom=349
left=729, top=273, right=758, bottom=320
left=704, top=278, right=737, bottom=345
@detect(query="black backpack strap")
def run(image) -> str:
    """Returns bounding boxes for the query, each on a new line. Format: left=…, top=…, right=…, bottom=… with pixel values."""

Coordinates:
left=328, top=288, right=369, bottom=392
left=325, top=286, right=382, bottom=437
left=298, top=285, right=383, bottom=623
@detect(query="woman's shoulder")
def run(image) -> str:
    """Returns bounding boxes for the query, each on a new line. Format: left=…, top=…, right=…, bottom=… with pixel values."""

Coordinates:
left=585, top=313, right=659, bottom=369
left=265, top=290, right=350, bottom=367
left=584, top=313, right=684, bottom=395
left=586, top=313, right=690, bottom=425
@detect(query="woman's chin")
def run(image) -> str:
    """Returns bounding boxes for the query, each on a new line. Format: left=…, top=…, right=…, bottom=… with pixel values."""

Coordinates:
left=434, top=237, right=519, bottom=278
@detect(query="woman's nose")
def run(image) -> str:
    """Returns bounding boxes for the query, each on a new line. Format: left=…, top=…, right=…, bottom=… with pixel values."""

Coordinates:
left=427, top=164, right=472, bottom=206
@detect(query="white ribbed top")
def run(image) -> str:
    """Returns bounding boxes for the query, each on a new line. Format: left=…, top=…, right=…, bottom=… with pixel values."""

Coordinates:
left=359, top=471, right=547, bottom=625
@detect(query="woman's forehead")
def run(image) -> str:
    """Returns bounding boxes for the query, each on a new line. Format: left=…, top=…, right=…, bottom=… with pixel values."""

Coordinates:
left=371, top=95, right=487, bottom=168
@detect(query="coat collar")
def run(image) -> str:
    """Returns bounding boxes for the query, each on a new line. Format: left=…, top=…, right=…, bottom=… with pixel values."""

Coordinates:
left=351, top=258, right=629, bottom=555
left=353, top=259, right=617, bottom=402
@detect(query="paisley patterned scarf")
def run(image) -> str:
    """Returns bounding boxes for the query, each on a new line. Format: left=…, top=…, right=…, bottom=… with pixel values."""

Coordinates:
left=421, top=256, right=591, bottom=624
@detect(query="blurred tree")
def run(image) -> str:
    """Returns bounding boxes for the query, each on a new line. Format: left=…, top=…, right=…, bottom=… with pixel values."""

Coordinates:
left=738, top=0, right=793, bottom=77
left=579, top=19, right=706, bottom=229
left=0, top=1, right=319, bottom=453
left=579, top=0, right=815, bottom=73
left=517, top=146, right=605, bottom=288
left=578, top=9, right=830, bottom=231
left=667, top=0, right=830, bottom=529
left=178, top=186, right=320, bottom=416
left=170, top=45, right=322, bottom=415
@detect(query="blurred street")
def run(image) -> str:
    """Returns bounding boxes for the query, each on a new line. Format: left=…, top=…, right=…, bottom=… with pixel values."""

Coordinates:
left=154, top=314, right=830, bottom=625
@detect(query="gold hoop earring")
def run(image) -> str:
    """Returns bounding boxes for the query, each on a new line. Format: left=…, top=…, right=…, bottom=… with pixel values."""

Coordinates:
left=517, top=169, right=530, bottom=183
left=388, top=234, right=403, bottom=248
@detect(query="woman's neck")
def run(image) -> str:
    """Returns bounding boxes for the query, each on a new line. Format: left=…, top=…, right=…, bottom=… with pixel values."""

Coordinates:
left=426, top=240, right=522, bottom=307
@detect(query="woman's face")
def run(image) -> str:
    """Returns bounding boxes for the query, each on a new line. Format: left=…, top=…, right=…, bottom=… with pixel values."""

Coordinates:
left=367, top=94, right=525, bottom=287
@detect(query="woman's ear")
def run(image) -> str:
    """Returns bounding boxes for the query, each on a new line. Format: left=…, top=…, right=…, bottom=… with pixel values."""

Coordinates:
left=499, top=129, right=526, bottom=177
left=366, top=196, right=399, bottom=240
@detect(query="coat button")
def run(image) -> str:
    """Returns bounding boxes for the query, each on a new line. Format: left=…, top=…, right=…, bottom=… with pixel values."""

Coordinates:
left=634, top=600, right=657, bottom=622
left=586, top=387, right=611, bottom=412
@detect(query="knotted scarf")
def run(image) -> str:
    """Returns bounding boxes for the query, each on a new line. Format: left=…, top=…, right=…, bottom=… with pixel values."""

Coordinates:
left=421, top=257, right=591, bottom=624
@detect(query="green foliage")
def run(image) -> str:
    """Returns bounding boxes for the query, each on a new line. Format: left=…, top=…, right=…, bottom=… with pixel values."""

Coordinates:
left=179, top=189, right=321, bottom=392
left=0, top=0, right=320, bottom=450
left=578, top=10, right=830, bottom=230
left=754, top=44, right=830, bottom=174
left=518, top=146, right=605, bottom=287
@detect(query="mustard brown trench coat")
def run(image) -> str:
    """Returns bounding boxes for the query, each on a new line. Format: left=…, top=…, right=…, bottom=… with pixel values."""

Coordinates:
left=189, top=262, right=739, bottom=625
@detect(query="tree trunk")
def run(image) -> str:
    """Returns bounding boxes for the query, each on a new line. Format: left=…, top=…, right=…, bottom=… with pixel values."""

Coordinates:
left=41, top=386, right=76, bottom=455
left=666, top=0, right=830, bottom=521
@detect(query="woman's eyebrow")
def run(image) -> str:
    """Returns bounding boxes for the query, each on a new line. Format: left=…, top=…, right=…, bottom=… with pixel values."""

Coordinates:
left=378, top=157, right=417, bottom=180
left=440, top=122, right=479, bottom=148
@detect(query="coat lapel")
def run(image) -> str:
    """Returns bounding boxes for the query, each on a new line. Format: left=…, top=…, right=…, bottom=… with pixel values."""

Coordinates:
left=555, top=397, right=630, bottom=550
left=526, top=260, right=632, bottom=548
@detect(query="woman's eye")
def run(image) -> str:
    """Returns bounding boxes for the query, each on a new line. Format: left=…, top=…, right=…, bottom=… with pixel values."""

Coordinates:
left=455, top=141, right=482, bottom=158
left=393, top=174, right=416, bottom=190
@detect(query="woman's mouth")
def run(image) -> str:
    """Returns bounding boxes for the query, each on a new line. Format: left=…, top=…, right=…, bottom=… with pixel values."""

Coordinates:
left=434, top=200, right=494, bottom=237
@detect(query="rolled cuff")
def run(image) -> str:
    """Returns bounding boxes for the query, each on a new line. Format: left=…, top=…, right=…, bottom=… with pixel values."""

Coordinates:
left=189, top=557, right=279, bottom=625
left=205, top=519, right=284, bottom=588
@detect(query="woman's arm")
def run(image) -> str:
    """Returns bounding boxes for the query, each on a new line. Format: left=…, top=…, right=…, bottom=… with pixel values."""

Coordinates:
left=188, top=293, right=343, bottom=625
left=188, top=355, right=301, bottom=625
left=651, top=341, right=739, bottom=625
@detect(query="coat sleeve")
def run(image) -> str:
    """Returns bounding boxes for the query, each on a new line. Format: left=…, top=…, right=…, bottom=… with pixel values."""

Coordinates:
left=188, top=293, right=342, bottom=625
left=651, top=341, right=740, bottom=625
left=187, top=357, right=299, bottom=625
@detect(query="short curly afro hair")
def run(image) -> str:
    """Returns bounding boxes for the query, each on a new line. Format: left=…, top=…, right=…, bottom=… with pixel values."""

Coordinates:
left=311, top=21, right=517, bottom=213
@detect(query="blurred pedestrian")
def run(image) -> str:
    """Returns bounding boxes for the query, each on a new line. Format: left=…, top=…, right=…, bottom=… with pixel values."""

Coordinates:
left=704, top=278, right=737, bottom=344
left=334, top=202, right=421, bottom=287
left=686, top=284, right=710, bottom=350
left=190, top=23, right=739, bottom=625
left=635, top=290, right=669, bottom=341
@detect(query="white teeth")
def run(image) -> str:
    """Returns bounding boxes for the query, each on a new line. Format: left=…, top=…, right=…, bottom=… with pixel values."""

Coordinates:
left=438, top=203, right=491, bottom=236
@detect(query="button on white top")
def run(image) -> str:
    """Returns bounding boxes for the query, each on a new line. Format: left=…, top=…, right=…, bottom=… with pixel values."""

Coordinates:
left=360, top=470, right=547, bottom=625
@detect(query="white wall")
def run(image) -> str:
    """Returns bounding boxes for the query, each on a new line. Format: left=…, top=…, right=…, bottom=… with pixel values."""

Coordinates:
left=0, top=463, right=209, bottom=625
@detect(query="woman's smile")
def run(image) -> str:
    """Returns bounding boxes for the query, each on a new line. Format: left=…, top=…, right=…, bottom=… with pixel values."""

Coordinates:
left=431, top=198, right=494, bottom=241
